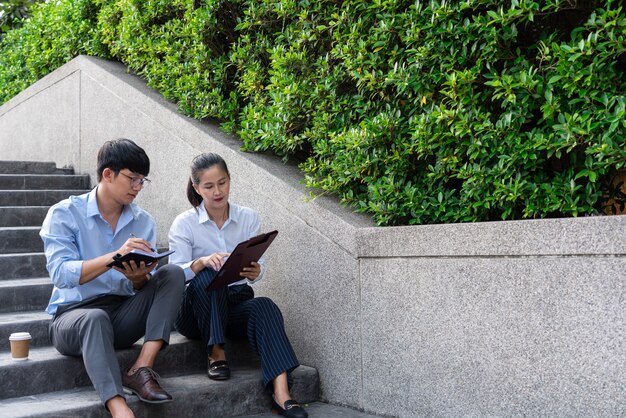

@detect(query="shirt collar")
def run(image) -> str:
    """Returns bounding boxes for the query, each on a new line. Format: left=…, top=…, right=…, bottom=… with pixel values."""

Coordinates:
left=86, top=186, right=139, bottom=220
left=86, top=187, right=100, bottom=218
left=197, top=200, right=238, bottom=226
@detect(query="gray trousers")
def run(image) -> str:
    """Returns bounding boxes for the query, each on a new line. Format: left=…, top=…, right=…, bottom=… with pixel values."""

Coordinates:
left=49, top=264, right=185, bottom=404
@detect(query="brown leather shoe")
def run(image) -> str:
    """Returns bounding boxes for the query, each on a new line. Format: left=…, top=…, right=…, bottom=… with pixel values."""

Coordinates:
left=122, top=367, right=173, bottom=404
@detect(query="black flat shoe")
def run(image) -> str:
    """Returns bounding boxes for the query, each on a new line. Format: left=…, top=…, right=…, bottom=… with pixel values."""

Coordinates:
left=208, top=360, right=230, bottom=380
left=272, top=397, right=308, bottom=418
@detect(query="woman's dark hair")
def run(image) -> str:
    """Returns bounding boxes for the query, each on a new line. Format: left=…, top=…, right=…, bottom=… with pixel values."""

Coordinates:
left=187, top=153, right=230, bottom=208
left=96, top=138, right=150, bottom=182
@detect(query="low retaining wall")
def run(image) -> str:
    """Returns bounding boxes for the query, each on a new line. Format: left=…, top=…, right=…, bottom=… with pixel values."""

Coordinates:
left=1, top=56, right=624, bottom=417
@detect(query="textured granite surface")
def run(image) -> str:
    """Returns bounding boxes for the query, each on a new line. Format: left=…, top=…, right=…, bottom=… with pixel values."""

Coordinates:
left=360, top=256, right=626, bottom=417
left=0, top=253, right=47, bottom=279
left=0, top=71, right=81, bottom=168
left=0, top=279, right=51, bottom=313
left=0, top=207, right=49, bottom=228
left=0, top=174, right=89, bottom=190
left=241, top=401, right=384, bottom=418
left=0, top=190, right=88, bottom=207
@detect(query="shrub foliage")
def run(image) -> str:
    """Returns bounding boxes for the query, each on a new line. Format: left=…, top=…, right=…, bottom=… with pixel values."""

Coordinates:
left=1, top=0, right=625, bottom=225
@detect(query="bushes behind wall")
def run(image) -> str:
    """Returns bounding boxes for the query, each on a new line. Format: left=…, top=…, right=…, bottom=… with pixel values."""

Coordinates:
left=1, top=0, right=625, bottom=225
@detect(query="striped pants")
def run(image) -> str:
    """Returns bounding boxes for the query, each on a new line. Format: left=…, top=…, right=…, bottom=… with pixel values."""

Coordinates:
left=174, top=268, right=299, bottom=388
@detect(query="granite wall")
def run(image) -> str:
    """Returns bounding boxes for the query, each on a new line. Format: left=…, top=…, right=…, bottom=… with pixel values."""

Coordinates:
left=1, top=56, right=624, bottom=417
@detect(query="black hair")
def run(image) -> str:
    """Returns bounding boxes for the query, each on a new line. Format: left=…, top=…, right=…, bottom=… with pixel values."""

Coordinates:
left=96, top=138, right=150, bottom=182
left=187, top=153, right=230, bottom=208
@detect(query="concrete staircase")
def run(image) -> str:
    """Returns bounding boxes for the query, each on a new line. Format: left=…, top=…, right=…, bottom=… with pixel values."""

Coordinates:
left=0, top=161, right=330, bottom=417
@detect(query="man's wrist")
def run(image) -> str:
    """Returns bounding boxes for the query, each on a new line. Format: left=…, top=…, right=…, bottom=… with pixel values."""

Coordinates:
left=131, top=274, right=151, bottom=290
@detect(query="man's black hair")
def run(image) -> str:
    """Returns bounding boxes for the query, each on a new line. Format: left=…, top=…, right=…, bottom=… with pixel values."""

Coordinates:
left=96, top=138, right=150, bottom=182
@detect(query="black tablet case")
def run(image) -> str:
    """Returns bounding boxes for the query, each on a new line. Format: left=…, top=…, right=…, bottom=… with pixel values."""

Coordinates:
left=206, top=230, right=278, bottom=291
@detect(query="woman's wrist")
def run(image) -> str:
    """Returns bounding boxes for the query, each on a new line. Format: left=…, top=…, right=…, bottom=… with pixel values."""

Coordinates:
left=190, top=257, right=203, bottom=274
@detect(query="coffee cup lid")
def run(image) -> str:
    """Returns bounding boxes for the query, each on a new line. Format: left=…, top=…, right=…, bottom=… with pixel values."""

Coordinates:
left=9, top=332, right=32, bottom=341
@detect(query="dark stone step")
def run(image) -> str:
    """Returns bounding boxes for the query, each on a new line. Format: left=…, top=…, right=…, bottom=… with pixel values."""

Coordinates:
left=0, top=333, right=206, bottom=400
left=0, top=227, right=43, bottom=254
left=0, top=279, right=52, bottom=313
left=240, top=402, right=380, bottom=418
left=0, top=311, right=50, bottom=351
left=0, top=207, right=49, bottom=227
left=0, top=190, right=88, bottom=207
left=0, top=332, right=277, bottom=400
left=0, top=366, right=318, bottom=417
left=0, top=174, right=90, bottom=191
left=0, top=161, right=73, bottom=175
left=0, top=253, right=48, bottom=280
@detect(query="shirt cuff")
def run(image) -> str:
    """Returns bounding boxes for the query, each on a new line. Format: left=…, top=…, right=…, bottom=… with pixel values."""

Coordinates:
left=182, top=262, right=196, bottom=283
left=63, top=260, right=84, bottom=287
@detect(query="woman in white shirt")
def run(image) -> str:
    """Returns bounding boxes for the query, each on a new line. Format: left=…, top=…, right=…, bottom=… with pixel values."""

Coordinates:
left=168, top=153, right=308, bottom=418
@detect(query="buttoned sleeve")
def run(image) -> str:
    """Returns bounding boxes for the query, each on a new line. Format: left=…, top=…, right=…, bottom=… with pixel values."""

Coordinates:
left=168, top=213, right=197, bottom=282
left=39, top=204, right=83, bottom=289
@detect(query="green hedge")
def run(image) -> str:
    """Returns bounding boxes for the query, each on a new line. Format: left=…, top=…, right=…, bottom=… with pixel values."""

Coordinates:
left=1, top=0, right=625, bottom=225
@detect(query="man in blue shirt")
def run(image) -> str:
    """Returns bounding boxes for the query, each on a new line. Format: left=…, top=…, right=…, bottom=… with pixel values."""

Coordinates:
left=40, top=138, right=185, bottom=418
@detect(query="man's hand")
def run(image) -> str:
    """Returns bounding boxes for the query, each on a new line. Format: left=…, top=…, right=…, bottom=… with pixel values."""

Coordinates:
left=112, top=260, right=156, bottom=290
left=80, top=237, right=154, bottom=286
left=117, top=236, right=154, bottom=256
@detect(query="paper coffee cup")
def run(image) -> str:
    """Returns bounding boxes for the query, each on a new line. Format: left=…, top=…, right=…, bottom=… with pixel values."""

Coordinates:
left=9, top=332, right=32, bottom=361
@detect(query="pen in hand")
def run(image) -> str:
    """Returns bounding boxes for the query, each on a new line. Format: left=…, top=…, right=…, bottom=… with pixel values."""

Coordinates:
left=129, top=233, right=156, bottom=252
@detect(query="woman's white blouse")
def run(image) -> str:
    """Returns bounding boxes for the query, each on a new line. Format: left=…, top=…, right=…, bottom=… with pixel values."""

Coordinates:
left=168, top=201, right=266, bottom=285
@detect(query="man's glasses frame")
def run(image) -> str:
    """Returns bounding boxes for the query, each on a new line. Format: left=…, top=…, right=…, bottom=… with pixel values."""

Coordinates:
left=119, top=171, right=151, bottom=188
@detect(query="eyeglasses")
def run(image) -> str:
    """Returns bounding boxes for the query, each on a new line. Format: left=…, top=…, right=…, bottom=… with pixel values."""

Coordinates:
left=119, top=172, right=151, bottom=188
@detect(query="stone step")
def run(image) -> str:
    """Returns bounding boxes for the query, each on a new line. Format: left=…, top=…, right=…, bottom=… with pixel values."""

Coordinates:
left=0, top=190, right=89, bottom=207
left=0, top=332, right=279, bottom=400
left=241, top=402, right=382, bottom=418
left=0, top=279, right=52, bottom=313
left=0, top=366, right=318, bottom=418
left=0, top=311, right=50, bottom=351
left=0, top=333, right=204, bottom=400
left=0, top=161, right=73, bottom=175
left=0, top=174, right=90, bottom=191
left=0, top=227, right=43, bottom=254
left=0, top=253, right=48, bottom=280
left=0, top=207, right=49, bottom=227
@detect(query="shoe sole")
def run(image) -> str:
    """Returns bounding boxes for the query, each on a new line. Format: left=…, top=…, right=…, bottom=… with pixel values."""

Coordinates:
left=123, top=386, right=173, bottom=404
left=208, top=374, right=231, bottom=381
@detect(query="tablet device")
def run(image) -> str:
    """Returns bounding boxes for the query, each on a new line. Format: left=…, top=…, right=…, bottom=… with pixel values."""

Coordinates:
left=206, top=230, right=278, bottom=291
left=107, top=249, right=174, bottom=268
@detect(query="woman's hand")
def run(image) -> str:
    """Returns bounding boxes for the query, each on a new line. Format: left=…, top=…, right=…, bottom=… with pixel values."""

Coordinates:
left=240, top=261, right=261, bottom=281
left=197, top=252, right=230, bottom=272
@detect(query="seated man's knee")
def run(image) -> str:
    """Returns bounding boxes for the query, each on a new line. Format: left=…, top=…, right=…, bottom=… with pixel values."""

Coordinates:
left=155, top=264, right=185, bottom=289
left=79, top=309, right=114, bottom=340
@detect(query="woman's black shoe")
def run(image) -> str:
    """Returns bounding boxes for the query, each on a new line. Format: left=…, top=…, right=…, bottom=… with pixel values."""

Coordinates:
left=208, top=360, right=230, bottom=380
left=272, top=397, right=308, bottom=418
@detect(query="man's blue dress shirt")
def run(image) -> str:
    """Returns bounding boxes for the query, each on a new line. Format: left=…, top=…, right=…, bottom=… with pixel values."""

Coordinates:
left=40, top=187, right=156, bottom=315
